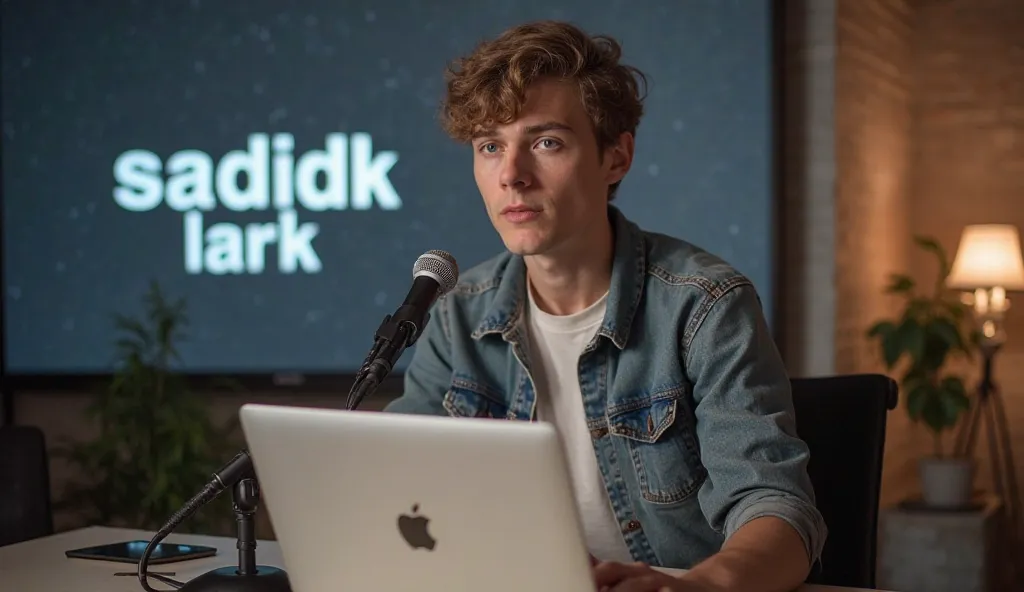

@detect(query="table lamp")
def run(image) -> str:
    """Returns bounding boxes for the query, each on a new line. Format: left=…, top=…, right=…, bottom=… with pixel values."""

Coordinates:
left=947, top=224, right=1024, bottom=346
left=945, top=223, right=1023, bottom=553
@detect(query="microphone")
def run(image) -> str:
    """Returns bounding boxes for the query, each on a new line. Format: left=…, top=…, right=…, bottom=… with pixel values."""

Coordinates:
left=390, top=249, right=460, bottom=343
left=347, top=249, right=459, bottom=408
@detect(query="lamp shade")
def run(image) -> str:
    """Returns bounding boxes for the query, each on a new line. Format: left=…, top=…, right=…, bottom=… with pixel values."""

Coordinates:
left=946, top=224, right=1024, bottom=291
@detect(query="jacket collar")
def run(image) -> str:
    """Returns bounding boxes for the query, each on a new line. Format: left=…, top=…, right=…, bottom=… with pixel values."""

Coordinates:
left=471, top=205, right=646, bottom=350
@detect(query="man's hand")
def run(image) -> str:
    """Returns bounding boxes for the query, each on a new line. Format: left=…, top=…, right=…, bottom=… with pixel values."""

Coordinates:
left=592, top=561, right=716, bottom=592
left=592, top=517, right=812, bottom=592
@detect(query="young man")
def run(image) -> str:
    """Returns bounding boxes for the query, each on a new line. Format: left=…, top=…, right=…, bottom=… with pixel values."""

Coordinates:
left=384, top=20, right=826, bottom=592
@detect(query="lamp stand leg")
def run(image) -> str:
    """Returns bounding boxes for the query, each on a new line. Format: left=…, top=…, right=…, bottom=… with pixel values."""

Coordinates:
left=954, top=345, right=1023, bottom=589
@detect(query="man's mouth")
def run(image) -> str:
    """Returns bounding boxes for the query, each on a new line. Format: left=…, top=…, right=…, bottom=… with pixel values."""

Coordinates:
left=500, top=205, right=541, bottom=223
left=500, top=204, right=540, bottom=215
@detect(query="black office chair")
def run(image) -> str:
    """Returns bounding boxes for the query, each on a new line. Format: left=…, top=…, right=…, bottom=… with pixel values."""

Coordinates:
left=0, top=425, right=54, bottom=546
left=790, top=373, right=898, bottom=590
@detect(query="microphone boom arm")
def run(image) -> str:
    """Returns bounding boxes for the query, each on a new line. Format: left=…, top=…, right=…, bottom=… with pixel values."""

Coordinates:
left=135, top=451, right=256, bottom=591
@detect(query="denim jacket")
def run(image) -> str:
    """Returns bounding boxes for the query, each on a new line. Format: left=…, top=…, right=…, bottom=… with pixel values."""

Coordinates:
left=384, top=205, right=827, bottom=570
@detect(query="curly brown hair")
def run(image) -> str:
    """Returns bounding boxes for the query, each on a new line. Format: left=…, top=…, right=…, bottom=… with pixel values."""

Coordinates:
left=439, top=21, right=648, bottom=200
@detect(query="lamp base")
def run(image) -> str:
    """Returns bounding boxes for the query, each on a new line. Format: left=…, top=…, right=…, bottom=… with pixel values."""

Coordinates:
left=178, top=566, right=291, bottom=592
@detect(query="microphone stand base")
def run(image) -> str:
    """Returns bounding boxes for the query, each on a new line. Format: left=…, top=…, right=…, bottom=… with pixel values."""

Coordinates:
left=178, top=566, right=291, bottom=592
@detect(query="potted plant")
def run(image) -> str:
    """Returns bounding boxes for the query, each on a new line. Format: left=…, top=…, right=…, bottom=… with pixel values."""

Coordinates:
left=866, top=236, right=979, bottom=508
left=55, top=281, right=242, bottom=534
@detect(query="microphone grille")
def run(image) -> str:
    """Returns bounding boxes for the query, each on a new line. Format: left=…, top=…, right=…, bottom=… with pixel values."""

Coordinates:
left=413, top=250, right=460, bottom=294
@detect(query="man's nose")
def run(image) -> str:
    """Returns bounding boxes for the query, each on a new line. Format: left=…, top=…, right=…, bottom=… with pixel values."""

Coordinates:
left=498, top=148, right=533, bottom=190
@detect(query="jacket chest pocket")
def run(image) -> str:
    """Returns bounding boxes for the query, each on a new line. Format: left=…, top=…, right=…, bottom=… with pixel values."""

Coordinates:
left=608, top=390, right=707, bottom=504
left=442, top=377, right=510, bottom=419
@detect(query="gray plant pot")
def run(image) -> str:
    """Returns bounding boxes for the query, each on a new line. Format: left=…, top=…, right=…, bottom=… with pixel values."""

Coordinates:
left=919, top=457, right=975, bottom=508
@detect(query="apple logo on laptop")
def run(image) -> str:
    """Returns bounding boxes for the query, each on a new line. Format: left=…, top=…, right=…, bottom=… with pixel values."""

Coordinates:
left=397, top=504, right=436, bottom=551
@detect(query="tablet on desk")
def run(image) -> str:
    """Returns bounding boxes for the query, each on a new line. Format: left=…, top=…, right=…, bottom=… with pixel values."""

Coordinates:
left=65, top=540, right=217, bottom=564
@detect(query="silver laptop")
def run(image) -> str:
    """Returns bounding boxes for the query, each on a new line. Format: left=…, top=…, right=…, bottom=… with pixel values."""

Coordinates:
left=238, top=403, right=596, bottom=591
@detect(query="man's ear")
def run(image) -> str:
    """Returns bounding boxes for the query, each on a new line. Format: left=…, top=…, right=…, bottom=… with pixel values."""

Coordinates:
left=604, top=132, right=634, bottom=186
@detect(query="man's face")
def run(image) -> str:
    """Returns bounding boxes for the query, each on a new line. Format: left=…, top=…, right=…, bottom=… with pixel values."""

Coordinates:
left=471, top=78, right=633, bottom=257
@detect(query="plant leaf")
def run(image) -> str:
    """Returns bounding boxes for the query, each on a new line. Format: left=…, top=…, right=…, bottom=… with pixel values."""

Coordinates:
left=930, top=317, right=963, bottom=351
left=905, top=381, right=930, bottom=422
left=920, top=392, right=948, bottom=435
left=867, top=321, right=896, bottom=339
left=907, top=321, right=928, bottom=365
left=881, top=333, right=903, bottom=368
left=886, top=274, right=915, bottom=294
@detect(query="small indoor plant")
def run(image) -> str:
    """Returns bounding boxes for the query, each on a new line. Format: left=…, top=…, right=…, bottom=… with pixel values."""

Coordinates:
left=55, top=281, right=241, bottom=534
left=867, top=236, right=979, bottom=508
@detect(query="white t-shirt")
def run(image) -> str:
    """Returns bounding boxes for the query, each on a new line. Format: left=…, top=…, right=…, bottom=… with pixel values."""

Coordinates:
left=525, top=282, right=634, bottom=563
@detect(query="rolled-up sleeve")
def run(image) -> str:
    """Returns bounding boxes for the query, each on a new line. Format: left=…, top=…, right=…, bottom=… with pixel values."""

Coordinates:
left=683, top=279, right=827, bottom=565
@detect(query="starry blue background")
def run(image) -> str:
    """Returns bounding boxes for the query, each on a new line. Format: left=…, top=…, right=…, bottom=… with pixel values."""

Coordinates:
left=1, top=0, right=775, bottom=375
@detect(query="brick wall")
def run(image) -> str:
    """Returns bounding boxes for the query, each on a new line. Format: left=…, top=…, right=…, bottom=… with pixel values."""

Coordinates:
left=906, top=0, right=1024, bottom=549
left=831, top=0, right=920, bottom=507
left=834, top=0, right=914, bottom=376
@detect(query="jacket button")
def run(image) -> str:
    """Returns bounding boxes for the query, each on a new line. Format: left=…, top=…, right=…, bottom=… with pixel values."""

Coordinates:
left=625, top=520, right=642, bottom=532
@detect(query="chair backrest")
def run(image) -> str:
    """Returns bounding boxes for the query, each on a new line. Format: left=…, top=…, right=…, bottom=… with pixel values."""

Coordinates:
left=0, top=425, right=54, bottom=546
left=790, top=373, right=898, bottom=590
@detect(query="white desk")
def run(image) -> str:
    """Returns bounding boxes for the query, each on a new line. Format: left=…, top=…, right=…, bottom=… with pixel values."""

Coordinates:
left=0, top=526, right=886, bottom=591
